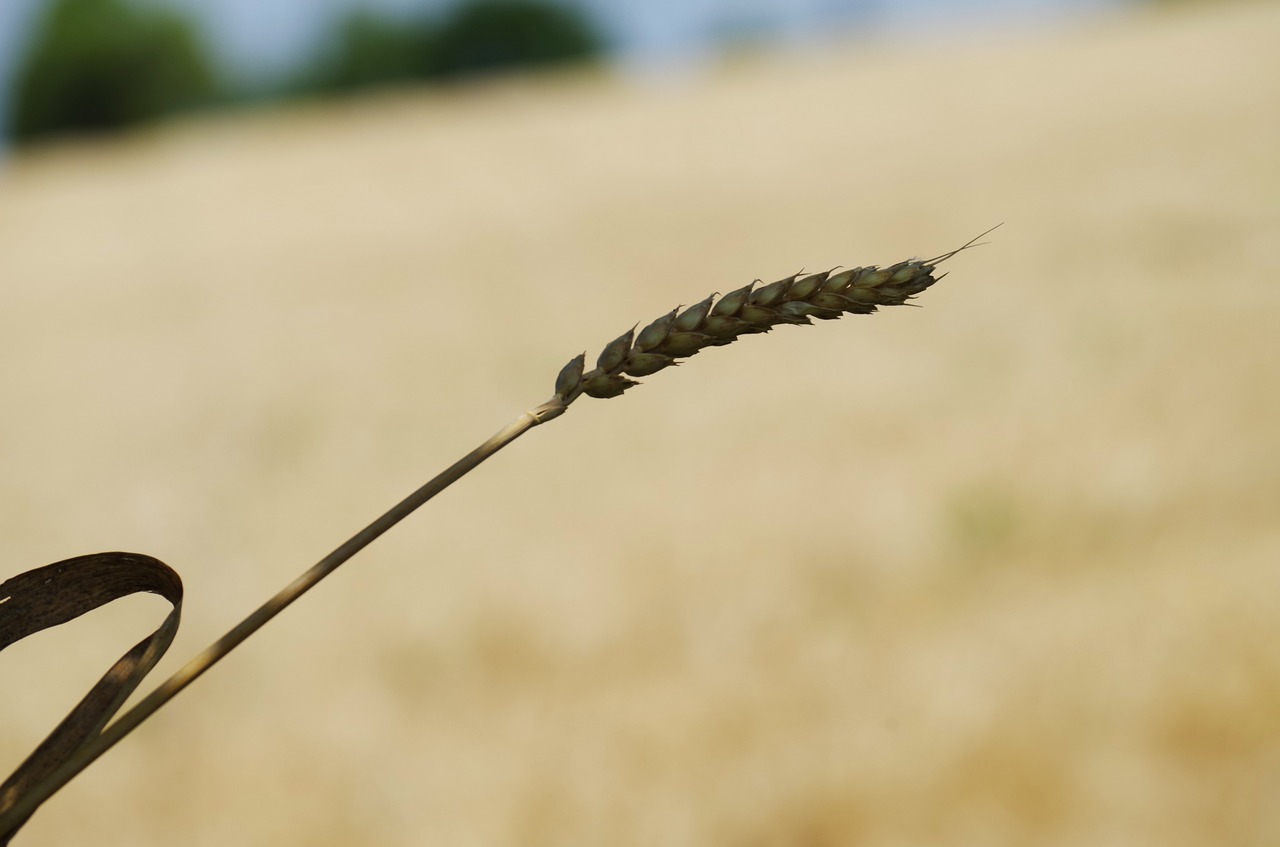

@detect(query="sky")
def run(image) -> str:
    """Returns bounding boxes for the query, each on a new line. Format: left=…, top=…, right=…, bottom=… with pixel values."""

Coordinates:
left=0, top=0, right=1132, bottom=145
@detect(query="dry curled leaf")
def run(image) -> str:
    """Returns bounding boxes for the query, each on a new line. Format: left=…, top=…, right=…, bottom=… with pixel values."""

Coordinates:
left=0, top=553, right=182, bottom=845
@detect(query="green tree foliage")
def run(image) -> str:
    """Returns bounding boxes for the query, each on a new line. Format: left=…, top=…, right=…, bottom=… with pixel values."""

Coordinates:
left=306, top=0, right=603, bottom=95
left=305, top=12, right=438, bottom=94
left=11, top=0, right=218, bottom=144
left=429, top=0, right=602, bottom=78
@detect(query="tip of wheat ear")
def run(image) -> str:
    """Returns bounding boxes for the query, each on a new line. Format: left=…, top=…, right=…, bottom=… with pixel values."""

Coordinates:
left=551, top=226, right=998, bottom=405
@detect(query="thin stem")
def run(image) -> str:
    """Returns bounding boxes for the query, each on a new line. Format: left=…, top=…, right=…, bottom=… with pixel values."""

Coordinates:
left=3, top=395, right=570, bottom=832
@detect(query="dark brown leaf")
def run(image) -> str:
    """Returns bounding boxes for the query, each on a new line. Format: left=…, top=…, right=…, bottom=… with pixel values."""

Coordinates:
left=0, top=553, right=183, bottom=844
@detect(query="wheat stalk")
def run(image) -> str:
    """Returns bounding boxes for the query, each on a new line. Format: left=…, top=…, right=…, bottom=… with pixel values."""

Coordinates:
left=0, top=228, right=993, bottom=840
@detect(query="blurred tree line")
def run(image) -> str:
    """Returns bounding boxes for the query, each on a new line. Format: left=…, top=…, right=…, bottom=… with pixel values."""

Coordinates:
left=10, top=0, right=604, bottom=145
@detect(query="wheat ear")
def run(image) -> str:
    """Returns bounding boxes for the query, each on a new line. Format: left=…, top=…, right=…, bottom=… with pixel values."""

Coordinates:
left=548, top=225, right=997, bottom=408
left=0, top=228, right=993, bottom=835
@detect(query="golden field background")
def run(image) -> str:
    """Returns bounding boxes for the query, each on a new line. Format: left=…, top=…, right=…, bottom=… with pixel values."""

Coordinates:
left=2, top=2, right=1278, bottom=844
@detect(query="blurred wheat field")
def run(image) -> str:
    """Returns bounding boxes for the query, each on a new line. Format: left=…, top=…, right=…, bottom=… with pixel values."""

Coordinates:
left=2, top=1, right=1279, bottom=844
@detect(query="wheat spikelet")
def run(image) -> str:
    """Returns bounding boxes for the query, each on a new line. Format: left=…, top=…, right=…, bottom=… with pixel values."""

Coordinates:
left=552, top=227, right=998, bottom=404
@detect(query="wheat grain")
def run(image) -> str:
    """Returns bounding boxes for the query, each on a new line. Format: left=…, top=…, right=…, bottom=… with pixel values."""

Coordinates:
left=552, top=226, right=997, bottom=405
